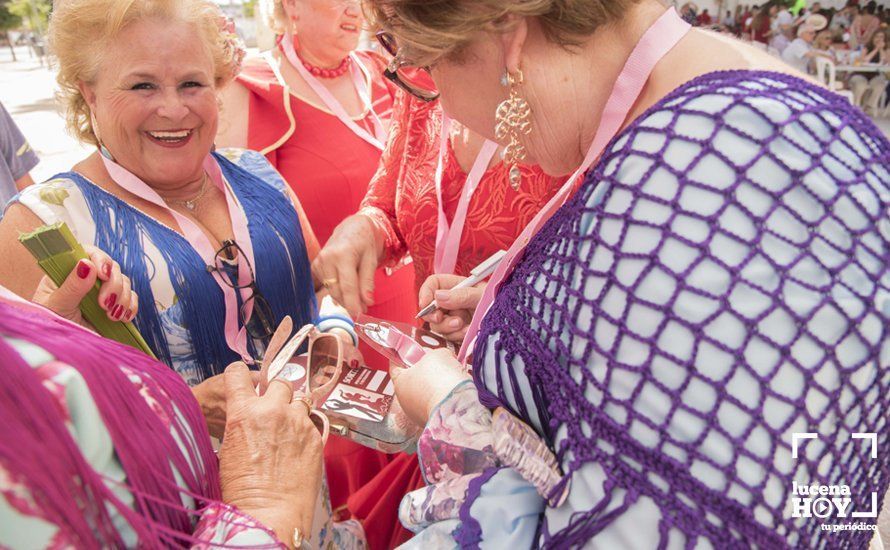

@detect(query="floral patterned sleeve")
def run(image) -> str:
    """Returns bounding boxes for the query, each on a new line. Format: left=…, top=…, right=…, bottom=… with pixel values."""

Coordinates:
left=359, top=91, right=413, bottom=267
left=399, top=381, right=499, bottom=532
left=191, top=503, right=281, bottom=548
left=399, top=381, right=551, bottom=548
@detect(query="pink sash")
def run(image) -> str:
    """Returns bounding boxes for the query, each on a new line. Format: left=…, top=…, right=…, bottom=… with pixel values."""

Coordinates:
left=280, top=36, right=388, bottom=151
left=100, top=155, right=258, bottom=363
left=459, top=8, right=691, bottom=362
left=433, top=115, right=500, bottom=274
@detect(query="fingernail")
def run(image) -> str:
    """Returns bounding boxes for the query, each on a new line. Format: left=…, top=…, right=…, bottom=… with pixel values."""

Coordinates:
left=102, top=263, right=112, bottom=278
left=125, top=309, right=133, bottom=321
left=113, top=305, right=124, bottom=319
left=435, top=290, right=449, bottom=301
left=105, top=293, right=117, bottom=308
left=76, top=260, right=91, bottom=279
left=364, top=290, right=374, bottom=301
left=449, top=318, right=462, bottom=329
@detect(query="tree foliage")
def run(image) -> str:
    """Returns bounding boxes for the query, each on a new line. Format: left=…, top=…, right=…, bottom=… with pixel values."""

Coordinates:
left=0, top=0, right=23, bottom=32
left=8, top=0, right=51, bottom=34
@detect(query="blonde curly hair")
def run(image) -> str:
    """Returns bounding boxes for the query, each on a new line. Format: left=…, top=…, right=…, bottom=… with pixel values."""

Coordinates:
left=366, top=0, right=641, bottom=66
left=48, top=0, right=243, bottom=146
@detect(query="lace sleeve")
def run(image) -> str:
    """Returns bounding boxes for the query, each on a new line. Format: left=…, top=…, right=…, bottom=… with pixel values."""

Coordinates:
left=360, top=92, right=414, bottom=266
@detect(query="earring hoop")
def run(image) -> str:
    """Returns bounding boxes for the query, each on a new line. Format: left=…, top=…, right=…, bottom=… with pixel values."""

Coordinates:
left=495, top=68, right=532, bottom=191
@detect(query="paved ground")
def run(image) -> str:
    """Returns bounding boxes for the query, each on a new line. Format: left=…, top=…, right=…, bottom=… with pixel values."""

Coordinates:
left=0, top=46, right=91, bottom=182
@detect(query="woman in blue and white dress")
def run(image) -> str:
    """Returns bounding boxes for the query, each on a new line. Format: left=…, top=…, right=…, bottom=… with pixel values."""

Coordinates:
left=0, top=0, right=362, bottom=416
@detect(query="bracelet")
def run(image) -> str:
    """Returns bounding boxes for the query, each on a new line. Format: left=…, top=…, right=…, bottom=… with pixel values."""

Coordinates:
left=315, top=314, right=359, bottom=347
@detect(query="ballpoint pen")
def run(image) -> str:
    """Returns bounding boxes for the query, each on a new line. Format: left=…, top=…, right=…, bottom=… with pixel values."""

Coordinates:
left=415, top=249, right=507, bottom=319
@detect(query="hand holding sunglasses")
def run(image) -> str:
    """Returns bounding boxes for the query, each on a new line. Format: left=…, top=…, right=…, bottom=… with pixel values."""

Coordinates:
left=261, top=323, right=346, bottom=444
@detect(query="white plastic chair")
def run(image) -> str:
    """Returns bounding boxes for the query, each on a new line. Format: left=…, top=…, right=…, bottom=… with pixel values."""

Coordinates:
left=815, top=57, right=856, bottom=104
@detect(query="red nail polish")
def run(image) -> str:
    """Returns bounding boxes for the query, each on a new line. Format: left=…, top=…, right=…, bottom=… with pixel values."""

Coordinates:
left=103, top=263, right=112, bottom=278
left=113, top=305, right=124, bottom=318
left=76, top=261, right=91, bottom=279
left=105, top=294, right=117, bottom=308
left=125, top=309, right=133, bottom=321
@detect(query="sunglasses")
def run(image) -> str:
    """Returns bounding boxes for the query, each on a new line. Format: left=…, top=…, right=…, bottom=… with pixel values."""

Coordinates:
left=207, top=240, right=275, bottom=344
left=376, top=30, right=440, bottom=102
left=262, top=324, right=344, bottom=442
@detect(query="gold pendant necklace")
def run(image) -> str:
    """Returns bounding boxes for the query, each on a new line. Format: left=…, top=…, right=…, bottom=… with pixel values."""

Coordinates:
left=167, top=173, right=208, bottom=211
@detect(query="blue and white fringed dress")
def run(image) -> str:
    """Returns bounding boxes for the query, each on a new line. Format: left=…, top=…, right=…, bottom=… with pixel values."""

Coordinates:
left=15, top=149, right=317, bottom=385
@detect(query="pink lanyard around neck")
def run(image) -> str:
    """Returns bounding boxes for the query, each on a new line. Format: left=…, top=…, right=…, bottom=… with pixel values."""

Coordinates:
left=280, top=36, right=388, bottom=151
left=100, top=154, right=258, bottom=363
left=458, top=8, right=691, bottom=362
left=433, top=115, right=500, bottom=275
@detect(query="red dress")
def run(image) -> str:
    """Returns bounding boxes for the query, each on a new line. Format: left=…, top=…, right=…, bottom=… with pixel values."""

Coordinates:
left=237, top=51, right=416, bottom=523
left=361, top=93, right=568, bottom=292
left=350, top=93, right=568, bottom=548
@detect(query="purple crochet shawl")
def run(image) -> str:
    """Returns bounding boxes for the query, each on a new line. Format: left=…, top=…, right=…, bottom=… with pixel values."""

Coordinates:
left=469, top=71, right=889, bottom=548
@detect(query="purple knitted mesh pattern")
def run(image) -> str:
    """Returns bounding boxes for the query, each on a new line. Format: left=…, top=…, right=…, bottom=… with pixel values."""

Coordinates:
left=473, top=71, right=890, bottom=549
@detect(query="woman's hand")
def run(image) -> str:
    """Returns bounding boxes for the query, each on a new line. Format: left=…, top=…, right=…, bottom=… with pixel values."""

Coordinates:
left=390, top=348, right=471, bottom=426
left=194, top=317, right=295, bottom=439
left=191, top=370, right=262, bottom=439
left=32, top=245, right=139, bottom=326
left=418, top=274, right=487, bottom=343
left=219, top=362, right=323, bottom=546
left=311, top=214, right=382, bottom=318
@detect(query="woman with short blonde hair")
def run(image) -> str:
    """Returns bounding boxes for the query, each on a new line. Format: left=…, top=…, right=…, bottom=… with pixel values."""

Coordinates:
left=368, top=0, right=890, bottom=547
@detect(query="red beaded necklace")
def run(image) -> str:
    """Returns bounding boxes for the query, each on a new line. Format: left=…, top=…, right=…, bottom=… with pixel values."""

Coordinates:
left=299, top=54, right=351, bottom=79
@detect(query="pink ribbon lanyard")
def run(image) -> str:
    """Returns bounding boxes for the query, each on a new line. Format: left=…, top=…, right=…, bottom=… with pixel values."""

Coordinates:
left=458, top=8, right=690, bottom=362
left=100, top=154, right=258, bottom=363
left=433, top=115, right=500, bottom=275
left=280, top=35, right=388, bottom=151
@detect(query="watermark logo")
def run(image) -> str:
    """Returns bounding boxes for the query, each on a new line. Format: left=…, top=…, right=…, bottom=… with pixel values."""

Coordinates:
left=789, top=433, right=879, bottom=534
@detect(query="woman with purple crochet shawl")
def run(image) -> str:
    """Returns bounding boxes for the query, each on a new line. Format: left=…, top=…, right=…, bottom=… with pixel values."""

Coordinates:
left=369, top=0, right=890, bottom=548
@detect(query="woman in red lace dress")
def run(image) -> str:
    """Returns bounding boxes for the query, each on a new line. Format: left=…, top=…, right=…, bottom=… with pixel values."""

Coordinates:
left=216, top=0, right=415, bottom=536
left=315, top=90, right=567, bottom=548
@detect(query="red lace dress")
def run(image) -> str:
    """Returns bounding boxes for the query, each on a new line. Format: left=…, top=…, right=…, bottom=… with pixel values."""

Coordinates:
left=237, top=50, right=416, bottom=529
left=361, top=93, right=568, bottom=290
left=349, top=93, right=567, bottom=548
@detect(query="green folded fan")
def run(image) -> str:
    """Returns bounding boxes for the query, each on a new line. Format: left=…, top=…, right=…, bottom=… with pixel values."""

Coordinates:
left=19, top=222, right=156, bottom=358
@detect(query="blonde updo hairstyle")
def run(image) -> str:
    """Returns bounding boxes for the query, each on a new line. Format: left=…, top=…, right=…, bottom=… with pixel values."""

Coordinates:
left=366, top=0, right=641, bottom=67
left=49, top=0, right=239, bottom=146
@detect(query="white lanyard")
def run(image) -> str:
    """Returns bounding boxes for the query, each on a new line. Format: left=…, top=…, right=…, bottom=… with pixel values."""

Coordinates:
left=280, top=36, right=388, bottom=151
left=459, top=8, right=691, bottom=362
left=101, top=155, right=257, bottom=363
left=433, top=115, right=500, bottom=274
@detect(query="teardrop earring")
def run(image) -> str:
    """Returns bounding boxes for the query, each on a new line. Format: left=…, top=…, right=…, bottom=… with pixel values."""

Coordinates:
left=495, top=68, right=532, bottom=191
left=90, top=112, right=114, bottom=162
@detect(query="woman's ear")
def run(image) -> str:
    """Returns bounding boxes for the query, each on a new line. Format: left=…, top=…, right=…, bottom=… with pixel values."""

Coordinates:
left=499, top=15, right=529, bottom=74
left=78, top=81, right=98, bottom=112
left=282, top=0, right=302, bottom=27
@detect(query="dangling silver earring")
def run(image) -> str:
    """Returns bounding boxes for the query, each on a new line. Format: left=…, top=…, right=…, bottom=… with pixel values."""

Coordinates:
left=495, top=68, right=532, bottom=191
